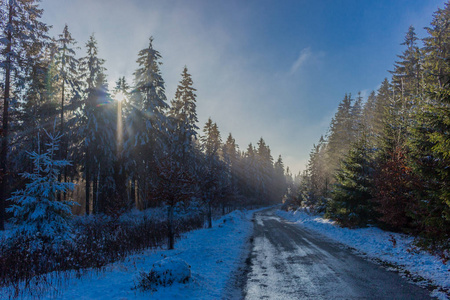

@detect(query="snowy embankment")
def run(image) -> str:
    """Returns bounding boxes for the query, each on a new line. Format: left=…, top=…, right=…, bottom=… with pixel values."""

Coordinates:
left=10, top=209, right=257, bottom=300
left=276, top=209, right=450, bottom=299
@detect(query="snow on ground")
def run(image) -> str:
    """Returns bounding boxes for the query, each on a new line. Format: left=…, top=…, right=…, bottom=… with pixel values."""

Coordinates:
left=276, top=209, right=450, bottom=299
left=2, top=208, right=262, bottom=300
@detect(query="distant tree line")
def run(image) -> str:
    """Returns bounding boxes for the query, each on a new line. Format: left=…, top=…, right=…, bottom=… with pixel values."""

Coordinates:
left=0, top=0, right=291, bottom=234
left=288, top=2, right=450, bottom=254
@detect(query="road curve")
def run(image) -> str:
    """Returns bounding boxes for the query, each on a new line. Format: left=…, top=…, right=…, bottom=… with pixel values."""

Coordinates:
left=243, top=209, right=433, bottom=300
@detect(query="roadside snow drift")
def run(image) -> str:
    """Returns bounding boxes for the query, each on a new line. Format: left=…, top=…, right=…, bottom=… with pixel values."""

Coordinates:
left=277, top=209, right=450, bottom=299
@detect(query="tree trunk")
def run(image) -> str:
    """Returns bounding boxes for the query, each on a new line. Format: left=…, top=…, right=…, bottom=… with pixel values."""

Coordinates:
left=143, top=180, right=148, bottom=209
left=168, top=204, right=174, bottom=250
left=93, top=169, right=98, bottom=214
left=0, top=5, right=13, bottom=231
left=114, top=158, right=127, bottom=209
left=85, top=148, right=90, bottom=215
left=58, top=77, right=65, bottom=201
left=208, top=201, right=212, bottom=228
left=130, top=178, right=136, bottom=208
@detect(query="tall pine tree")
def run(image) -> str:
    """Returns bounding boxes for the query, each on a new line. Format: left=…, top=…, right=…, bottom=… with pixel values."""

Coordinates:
left=124, top=37, right=168, bottom=209
left=169, top=66, right=198, bottom=168
left=0, top=0, right=50, bottom=230
left=326, top=130, right=375, bottom=227
left=53, top=24, right=80, bottom=200
left=78, top=34, right=115, bottom=214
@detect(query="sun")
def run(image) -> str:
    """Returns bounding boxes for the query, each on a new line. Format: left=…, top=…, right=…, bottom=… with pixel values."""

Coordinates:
left=115, top=91, right=126, bottom=102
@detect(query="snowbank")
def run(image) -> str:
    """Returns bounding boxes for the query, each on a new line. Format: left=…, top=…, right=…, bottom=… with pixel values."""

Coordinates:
left=5, top=208, right=259, bottom=299
left=277, top=209, right=450, bottom=299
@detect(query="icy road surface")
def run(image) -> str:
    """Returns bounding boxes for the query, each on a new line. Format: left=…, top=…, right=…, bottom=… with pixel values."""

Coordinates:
left=243, top=209, right=433, bottom=300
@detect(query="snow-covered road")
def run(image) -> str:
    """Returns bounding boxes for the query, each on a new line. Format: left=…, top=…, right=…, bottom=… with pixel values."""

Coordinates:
left=243, top=209, right=433, bottom=300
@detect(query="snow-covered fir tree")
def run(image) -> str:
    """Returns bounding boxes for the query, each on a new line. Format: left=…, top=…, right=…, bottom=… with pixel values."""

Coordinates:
left=169, top=66, right=199, bottom=166
left=124, top=37, right=169, bottom=208
left=7, top=130, right=75, bottom=241
left=78, top=34, right=115, bottom=214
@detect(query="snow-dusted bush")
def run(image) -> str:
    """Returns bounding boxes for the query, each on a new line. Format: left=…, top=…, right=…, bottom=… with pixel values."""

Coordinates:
left=135, top=257, right=191, bottom=291
left=6, top=131, right=75, bottom=242
left=0, top=206, right=203, bottom=291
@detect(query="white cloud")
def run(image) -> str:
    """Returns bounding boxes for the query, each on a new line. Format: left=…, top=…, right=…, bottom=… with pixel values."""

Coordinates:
left=290, top=47, right=312, bottom=74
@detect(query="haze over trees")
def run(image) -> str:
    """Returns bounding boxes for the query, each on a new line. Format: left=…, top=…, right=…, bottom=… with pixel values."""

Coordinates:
left=0, top=1, right=289, bottom=232
left=289, top=2, right=450, bottom=255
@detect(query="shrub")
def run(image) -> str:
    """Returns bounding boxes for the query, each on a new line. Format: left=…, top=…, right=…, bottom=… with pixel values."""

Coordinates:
left=0, top=208, right=203, bottom=294
left=134, top=257, right=191, bottom=291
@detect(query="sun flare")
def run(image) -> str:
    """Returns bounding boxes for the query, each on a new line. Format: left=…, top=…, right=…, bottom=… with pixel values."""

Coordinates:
left=115, top=91, right=126, bottom=102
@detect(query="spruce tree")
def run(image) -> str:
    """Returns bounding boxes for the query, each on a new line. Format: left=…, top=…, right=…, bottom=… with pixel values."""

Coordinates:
left=372, top=79, right=392, bottom=149
left=389, top=26, right=422, bottom=147
left=408, top=77, right=450, bottom=247
left=201, top=118, right=221, bottom=158
left=326, top=130, right=375, bottom=227
left=423, top=2, right=450, bottom=89
left=378, top=81, right=406, bottom=162
left=125, top=37, right=168, bottom=208
left=362, top=91, right=377, bottom=147
left=53, top=25, right=80, bottom=149
left=53, top=24, right=80, bottom=200
left=405, top=3, right=450, bottom=248
left=18, top=35, right=55, bottom=172
left=242, top=143, right=258, bottom=201
left=169, top=66, right=199, bottom=165
left=78, top=34, right=115, bottom=214
left=7, top=130, right=75, bottom=241
left=222, top=133, right=239, bottom=208
left=273, top=155, right=287, bottom=203
left=351, top=92, right=363, bottom=138
left=391, top=26, right=422, bottom=105
left=326, top=94, right=354, bottom=177
left=256, top=138, right=274, bottom=204
left=0, top=0, right=50, bottom=230
left=200, top=118, right=222, bottom=228
left=307, top=136, right=328, bottom=210
left=223, top=133, right=238, bottom=172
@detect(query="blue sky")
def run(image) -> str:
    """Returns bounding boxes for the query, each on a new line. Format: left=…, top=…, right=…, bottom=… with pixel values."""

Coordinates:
left=40, top=0, right=447, bottom=174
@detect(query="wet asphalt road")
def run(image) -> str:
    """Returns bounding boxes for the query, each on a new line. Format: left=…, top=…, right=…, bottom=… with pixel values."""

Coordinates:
left=242, top=209, right=433, bottom=300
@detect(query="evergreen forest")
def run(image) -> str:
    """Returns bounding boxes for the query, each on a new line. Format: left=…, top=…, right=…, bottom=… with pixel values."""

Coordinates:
left=287, top=2, right=450, bottom=257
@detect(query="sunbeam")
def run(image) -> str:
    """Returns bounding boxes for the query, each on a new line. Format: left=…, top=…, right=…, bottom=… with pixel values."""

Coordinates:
left=115, top=92, right=125, bottom=153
